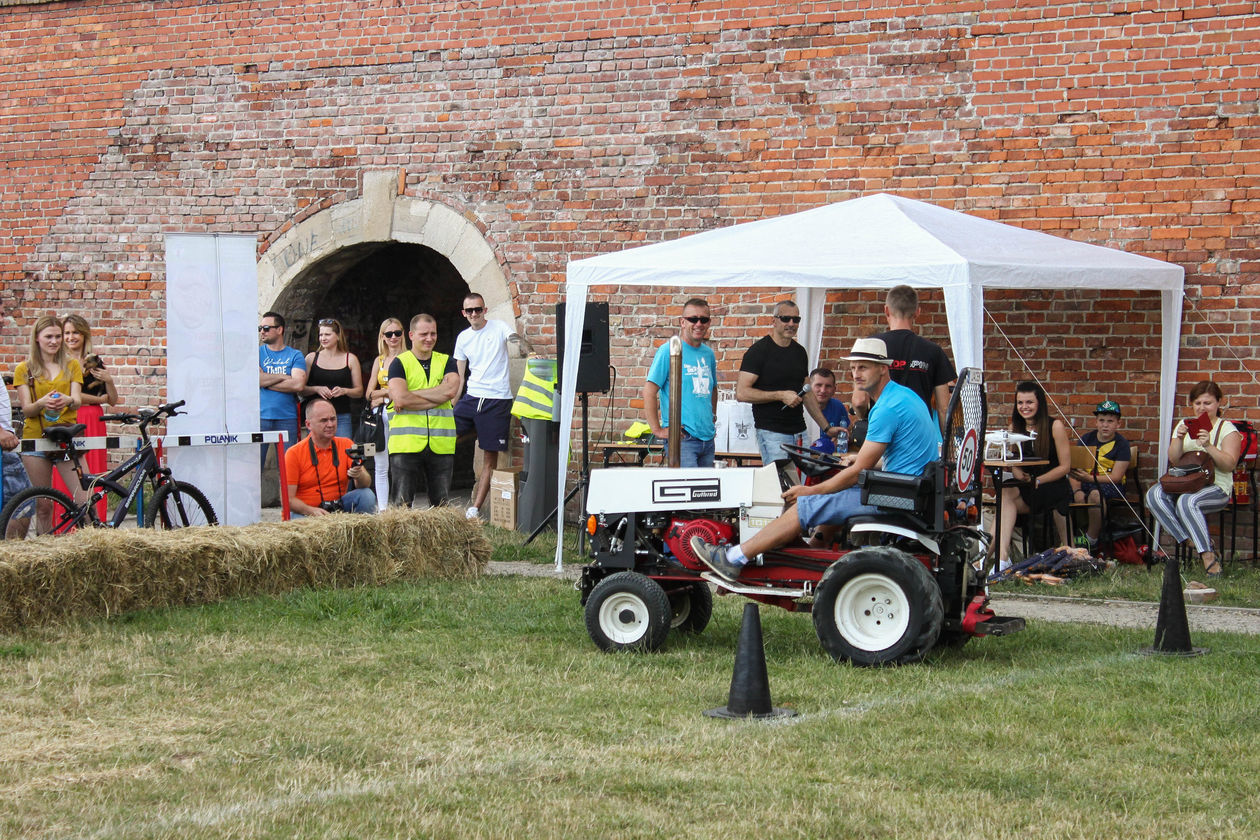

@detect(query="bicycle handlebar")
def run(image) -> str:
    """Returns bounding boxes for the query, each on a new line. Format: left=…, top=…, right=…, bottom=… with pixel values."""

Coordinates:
left=100, top=400, right=188, bottom=430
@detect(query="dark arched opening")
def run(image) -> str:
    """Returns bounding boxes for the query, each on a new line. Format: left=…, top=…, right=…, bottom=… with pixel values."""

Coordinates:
left=273, top=241, right=476, bottom=491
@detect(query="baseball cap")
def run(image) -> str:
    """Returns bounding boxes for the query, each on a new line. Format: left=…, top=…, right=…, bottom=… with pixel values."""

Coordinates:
left=1094, top=399, right=1121, bottom=417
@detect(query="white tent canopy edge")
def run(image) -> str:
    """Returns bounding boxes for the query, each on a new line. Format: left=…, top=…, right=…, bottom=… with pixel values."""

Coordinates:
left=554, top=193, right=1185, bottom=569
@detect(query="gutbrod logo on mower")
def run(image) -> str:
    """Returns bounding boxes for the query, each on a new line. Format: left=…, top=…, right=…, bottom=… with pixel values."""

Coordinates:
left=651, top=478, right=721, bottom=504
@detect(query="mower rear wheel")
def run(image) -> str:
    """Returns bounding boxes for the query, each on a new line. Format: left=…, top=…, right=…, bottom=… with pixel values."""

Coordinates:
left=585, top=572, right=671, bottom=652
left=813, top=546, right=943, bottom=666
left=668, top=582, right=713, bottom=635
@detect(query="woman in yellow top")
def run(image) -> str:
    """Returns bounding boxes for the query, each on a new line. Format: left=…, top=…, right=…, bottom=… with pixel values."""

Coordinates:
left=365, top=317, right=406, bottom=510
left=1146, top=380, right=1241, bottom=577
left=13, top=314, right=84, bottom=501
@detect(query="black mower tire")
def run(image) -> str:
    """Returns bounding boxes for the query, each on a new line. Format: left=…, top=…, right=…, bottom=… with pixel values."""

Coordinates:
left=585, top=572, right=672, bottom=652
left=668, top=581, right=713, bottom=635
left=812, top=546, right=944, bottom=666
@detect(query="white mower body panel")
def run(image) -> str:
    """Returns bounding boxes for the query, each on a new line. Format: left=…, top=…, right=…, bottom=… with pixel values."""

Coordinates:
left=585, top=464, right=785, bottom=543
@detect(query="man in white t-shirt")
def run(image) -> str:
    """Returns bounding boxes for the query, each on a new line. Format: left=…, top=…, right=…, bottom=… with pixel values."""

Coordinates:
left=453, top=292, right=534, bottom=520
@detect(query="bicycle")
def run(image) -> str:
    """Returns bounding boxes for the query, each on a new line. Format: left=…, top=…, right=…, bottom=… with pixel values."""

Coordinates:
left=0, top=400, right=218, bottom=540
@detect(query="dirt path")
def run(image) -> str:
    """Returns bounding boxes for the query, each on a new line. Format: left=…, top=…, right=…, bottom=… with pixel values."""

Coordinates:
left=486, top=562, right=1260, bottom=636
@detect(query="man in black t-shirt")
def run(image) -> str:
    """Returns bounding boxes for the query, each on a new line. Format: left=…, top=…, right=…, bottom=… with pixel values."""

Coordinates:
left=873, top=285, right=956, bottom=433
left=736, top=300, right=828, bottom=472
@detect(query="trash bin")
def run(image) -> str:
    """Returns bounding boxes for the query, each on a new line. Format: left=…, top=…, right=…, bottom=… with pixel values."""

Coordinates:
left=517, top=416, right=560, bottom=534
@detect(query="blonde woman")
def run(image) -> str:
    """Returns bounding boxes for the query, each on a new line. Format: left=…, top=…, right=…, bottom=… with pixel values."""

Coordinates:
left=365, top=318, right=406, bottom=510
left=301, top=317, right=364, bottom=438
left=62, top=314, right=118, bottom=480
left=13, top=314, right=84, bottom=503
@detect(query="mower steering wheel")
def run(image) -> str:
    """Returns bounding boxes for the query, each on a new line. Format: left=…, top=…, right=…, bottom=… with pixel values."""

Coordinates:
left=780, top=443, right=845, bottom=477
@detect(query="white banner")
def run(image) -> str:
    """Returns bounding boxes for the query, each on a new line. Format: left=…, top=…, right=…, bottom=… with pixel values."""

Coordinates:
left=164, top=234, right=260, bottom=525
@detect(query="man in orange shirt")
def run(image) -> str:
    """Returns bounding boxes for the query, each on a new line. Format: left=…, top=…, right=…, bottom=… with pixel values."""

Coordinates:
left=284, top=399, right=376, bottom=517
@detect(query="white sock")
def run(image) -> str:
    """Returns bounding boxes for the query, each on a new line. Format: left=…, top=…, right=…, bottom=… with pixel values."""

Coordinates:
left=726, top=545, right=748, bottom=566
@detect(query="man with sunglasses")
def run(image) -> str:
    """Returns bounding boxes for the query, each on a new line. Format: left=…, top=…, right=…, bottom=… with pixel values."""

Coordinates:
left=736, top=300, right=829, bottom=475
left=258, top=310, right=308, bottom=466
left=453, top=292, right=534, bottom=520
left=643, top=298, right=718, bottom=467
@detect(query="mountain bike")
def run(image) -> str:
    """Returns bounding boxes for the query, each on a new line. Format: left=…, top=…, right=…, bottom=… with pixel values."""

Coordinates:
left=0, top=400, right=218, bottom=540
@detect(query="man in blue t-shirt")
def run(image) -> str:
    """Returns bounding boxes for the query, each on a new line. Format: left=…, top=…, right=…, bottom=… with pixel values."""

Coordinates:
left=692, top=337, right=941, bottom=581
left=643, top=298, right=718, bottom=467
left=807, top=367, right=851, bottom=449
left=258, top=310, right=308, bottom=467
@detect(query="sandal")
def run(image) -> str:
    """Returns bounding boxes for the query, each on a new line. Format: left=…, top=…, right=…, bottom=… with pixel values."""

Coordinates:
left=1203, top=557, right=1223, bottom=578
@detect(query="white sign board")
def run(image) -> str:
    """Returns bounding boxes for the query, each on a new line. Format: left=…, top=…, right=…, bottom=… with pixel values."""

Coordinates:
left=164, top=234, right=260, bottom=525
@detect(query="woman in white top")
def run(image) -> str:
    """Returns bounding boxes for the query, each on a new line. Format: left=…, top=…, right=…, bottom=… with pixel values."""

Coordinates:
left=365, top=318, right=406, bottom=510
left=1145, top=380, right=1241, bottom=577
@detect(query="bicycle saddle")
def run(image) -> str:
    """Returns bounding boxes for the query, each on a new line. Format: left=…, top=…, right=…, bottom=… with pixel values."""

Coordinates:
left=44, top=424, right=88, bottom=444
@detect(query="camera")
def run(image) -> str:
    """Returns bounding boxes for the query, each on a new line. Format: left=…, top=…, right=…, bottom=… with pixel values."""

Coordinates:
left=319, top=500, right=344, bottom=513
left=344, top=445, right=365, bottom=468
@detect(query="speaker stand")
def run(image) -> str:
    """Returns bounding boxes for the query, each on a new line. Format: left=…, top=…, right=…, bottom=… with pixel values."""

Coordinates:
left=525, top=390, right=592, bottom=550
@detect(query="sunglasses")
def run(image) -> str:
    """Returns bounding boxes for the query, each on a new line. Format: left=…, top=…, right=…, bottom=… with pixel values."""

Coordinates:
left=682, top=315, right=711, bottom=325
left=383, top=330, right=404, bottom=339
left=258, top=325, right=278, bottom=333
left=318, top=318, right=339, bottom=328
left=776, top=315, right=802, bottom=324
left=463, top=307, right=485, bottom=315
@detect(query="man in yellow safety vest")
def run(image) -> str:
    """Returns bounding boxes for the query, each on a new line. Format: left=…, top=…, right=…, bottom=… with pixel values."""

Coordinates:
left=387, top=313, right=461, bottom=508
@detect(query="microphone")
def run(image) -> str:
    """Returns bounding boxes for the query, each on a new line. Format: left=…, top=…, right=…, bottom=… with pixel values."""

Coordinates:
left=781, top=384, right=809, bottom=410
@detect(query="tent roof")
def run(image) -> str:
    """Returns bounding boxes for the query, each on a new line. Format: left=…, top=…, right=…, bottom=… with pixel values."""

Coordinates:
left=567, top=192, right=1183, bottom=291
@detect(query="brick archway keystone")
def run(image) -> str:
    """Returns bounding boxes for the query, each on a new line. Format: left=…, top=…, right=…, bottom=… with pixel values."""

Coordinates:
left=257, top=171, right=512, bottom=324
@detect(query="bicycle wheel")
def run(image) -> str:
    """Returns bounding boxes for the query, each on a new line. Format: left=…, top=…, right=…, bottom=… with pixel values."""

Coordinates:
left=0, top=487, right=86, bottom=540
left=143, top=481, right=219, bottom=529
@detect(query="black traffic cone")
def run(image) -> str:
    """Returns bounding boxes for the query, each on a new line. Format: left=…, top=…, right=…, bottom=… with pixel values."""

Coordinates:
left=705, top=603, right=797, bottom=719
left=1141, top=551, right=1207, bottom=657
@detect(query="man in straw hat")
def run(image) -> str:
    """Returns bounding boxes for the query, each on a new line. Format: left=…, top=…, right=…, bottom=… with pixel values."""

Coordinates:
left=691, top=337, right=941, bottom=582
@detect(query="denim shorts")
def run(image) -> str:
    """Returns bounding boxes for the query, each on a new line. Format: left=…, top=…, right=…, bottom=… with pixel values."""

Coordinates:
left=755, top=428, right=803, bottom=465
left=2, top=451, right=32, bottom=503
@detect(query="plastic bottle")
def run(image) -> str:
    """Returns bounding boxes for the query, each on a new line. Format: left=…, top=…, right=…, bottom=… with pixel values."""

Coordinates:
left=835, top=425, right=849, bottom=454
left=42, top=392, right=61, bottom=425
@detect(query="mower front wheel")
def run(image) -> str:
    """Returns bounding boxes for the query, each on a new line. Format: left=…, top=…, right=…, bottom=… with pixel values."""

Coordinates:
left=585, top=572, right=671, bottom=652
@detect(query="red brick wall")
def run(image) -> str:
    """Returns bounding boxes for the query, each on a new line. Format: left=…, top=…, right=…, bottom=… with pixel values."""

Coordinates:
left=2, top=0, right=1257, bottom=471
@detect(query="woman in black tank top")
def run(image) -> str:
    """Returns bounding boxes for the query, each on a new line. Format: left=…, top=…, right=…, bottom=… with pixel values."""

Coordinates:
left=992, top=380, right=1072, bottom=570
left=301, top=318, right=364, bottom=439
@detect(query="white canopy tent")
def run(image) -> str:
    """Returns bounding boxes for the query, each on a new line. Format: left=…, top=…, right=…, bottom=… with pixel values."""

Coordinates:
left=555, top=193, right=1185, bottom=567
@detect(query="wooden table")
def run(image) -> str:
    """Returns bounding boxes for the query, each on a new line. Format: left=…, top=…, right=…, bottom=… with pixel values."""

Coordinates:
left=985, top=459, right=1049, bottom=567
left=600, top=443, right=761, bottom=468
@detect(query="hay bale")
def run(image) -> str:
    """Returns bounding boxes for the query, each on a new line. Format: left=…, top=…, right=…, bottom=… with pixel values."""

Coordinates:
left=0, top=507, right=491, bottom=632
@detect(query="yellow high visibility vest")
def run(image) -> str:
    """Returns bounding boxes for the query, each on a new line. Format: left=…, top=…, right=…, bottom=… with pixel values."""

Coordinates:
left=388, top=350, right=456, bottom=454
left=511, top=359, right=557, bottom=420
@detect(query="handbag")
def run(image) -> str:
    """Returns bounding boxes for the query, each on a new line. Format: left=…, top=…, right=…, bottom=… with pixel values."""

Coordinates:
left=1158, top=421, right=1222, bottom=495
left=356, top=403, right=387, bottom=451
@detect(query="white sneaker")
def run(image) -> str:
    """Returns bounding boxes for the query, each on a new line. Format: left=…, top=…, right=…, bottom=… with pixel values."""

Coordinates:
left=465, top=506, right=480, bottom=520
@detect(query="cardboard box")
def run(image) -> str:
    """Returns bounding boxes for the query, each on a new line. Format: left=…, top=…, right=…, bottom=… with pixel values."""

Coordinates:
left=490, top=469, right=521, bottom=529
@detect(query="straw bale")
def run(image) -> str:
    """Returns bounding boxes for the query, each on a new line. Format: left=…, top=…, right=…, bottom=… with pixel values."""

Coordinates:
left=0, top=507, right=491, bottom=632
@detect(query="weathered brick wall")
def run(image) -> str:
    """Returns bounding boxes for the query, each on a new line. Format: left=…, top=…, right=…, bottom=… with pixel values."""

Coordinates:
left=2, top=1, right=1256, bottom=478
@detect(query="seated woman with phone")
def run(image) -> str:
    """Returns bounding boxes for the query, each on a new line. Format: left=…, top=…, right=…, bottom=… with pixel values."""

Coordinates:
left=1145, top=380, right=1241, bottom=577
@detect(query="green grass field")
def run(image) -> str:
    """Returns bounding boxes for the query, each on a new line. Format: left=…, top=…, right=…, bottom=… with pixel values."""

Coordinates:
left=4, top=569, right=1259, bottom=839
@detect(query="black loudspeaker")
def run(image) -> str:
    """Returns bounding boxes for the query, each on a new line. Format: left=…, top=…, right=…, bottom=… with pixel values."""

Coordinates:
left=556, top=302, right=610, bottom=393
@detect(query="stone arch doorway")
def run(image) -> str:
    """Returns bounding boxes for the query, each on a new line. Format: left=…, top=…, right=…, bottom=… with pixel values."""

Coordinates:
left=258, top=180, right=516, bottom=496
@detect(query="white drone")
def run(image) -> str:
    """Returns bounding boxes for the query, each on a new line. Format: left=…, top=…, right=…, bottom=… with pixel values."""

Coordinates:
left=984, top=429, right=1037, bottom=462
